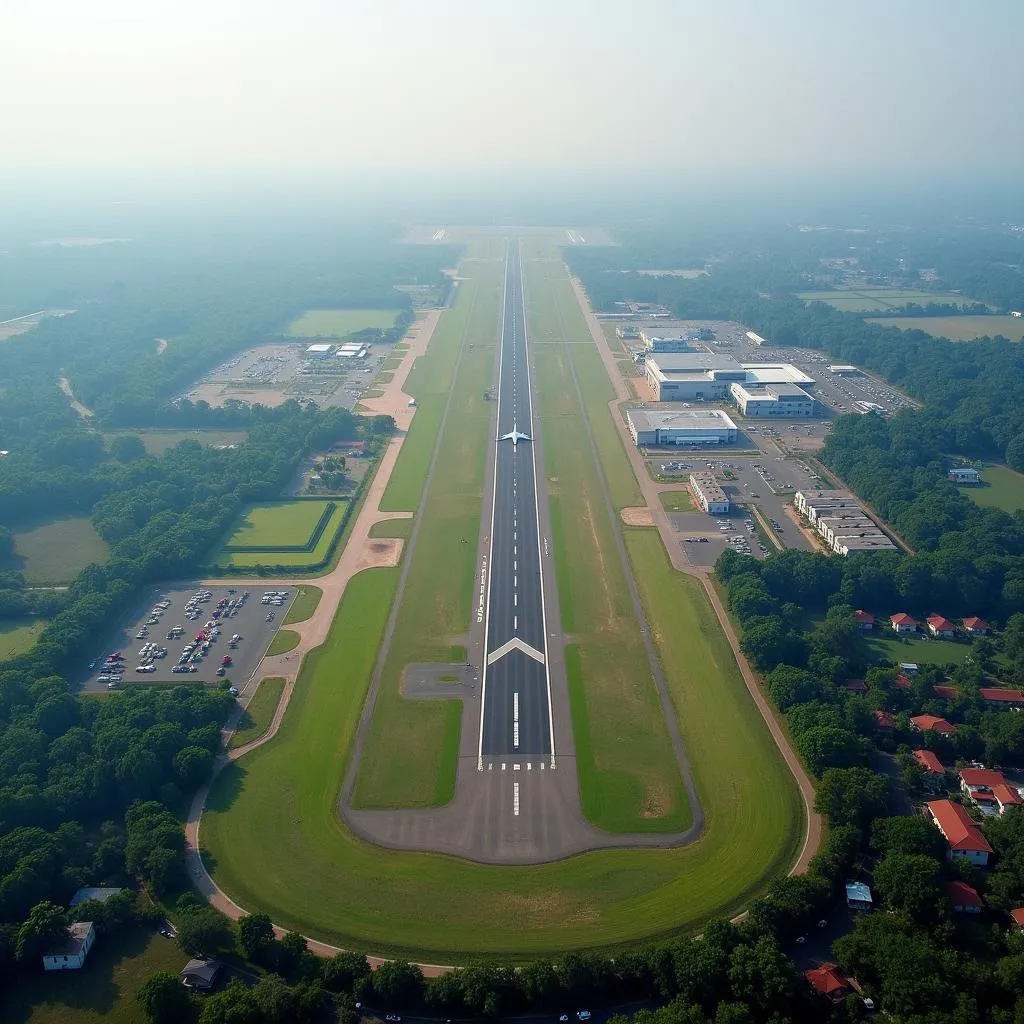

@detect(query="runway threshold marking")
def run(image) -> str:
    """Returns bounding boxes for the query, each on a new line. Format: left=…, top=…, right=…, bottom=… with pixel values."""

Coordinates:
left=513, top=690, right=519, bottom=749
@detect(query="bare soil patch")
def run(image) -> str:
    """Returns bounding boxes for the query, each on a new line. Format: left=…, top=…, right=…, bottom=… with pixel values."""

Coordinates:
left=621, top=506, right=655, bottom=527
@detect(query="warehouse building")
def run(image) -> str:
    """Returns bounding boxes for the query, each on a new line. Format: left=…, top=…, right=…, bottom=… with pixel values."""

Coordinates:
left=626, top=409, right=738, bottom=447
left=304, top=343, right=333, bottom=359
left=640, top=329, right=701, bottom=353
left=794, top=489, right=897, bottom=555
left=644, top=353, right=816, bottom=406
left=689, top=473, right=730, bottom=514
left=746, top=331, right=766, bottom=345
left=731, top=381, right=815, bottom=417
left=828, top=364, right=862, bottom=375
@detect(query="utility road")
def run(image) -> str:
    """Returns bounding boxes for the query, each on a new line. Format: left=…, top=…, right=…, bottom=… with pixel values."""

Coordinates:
left=478, top=241, right=554, bottom=766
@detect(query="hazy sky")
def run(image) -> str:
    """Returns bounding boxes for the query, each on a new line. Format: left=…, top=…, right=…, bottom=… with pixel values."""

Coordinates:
left=3, top=0, right=1023, bottom=175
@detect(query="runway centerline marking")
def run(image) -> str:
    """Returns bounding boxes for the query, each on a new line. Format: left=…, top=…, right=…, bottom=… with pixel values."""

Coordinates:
left=513, top=781, right=520, bottom=816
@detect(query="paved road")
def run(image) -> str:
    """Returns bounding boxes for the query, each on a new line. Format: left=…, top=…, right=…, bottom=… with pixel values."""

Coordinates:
left=479, top=242, right=553, bottom=762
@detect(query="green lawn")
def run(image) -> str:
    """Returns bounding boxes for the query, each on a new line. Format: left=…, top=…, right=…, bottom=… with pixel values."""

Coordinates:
left=283, top=585, right=322, bottom=624
left=201, top=559, right=802, bottom=961
left=368, top=518, right=414, bottom=540
left=13, top=517, right=110, bottom=585
left=103, top=429, right=249, bottom=456
left=214, top=502, right=346, bottom=569
left=865, top=632, right=973, bottom=667
left=286, top=309, right=401, bottom=337
left=526, top=256, right=689, bottom=833
left=800, top=289, right=980, bottom=312
left=659, top=490, right=696, bottom=513
left=266, top=628, right=300, bottom=656
left=0, top=927, right=187, bottom=1024
left=0, top=617, right=47, bottom=660
left=964, top=464, right=1024, bottom=513
left=352, top=260, right=501, bottom=808
left=230, top=677, right=286, bottom=750
left=865, top=315, right=1024, bottom=342
left=221, top=501, right=332, bottom=549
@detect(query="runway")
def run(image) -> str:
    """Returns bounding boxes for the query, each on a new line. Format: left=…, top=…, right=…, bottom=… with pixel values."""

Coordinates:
left=477, top=241, right=554, bottom=765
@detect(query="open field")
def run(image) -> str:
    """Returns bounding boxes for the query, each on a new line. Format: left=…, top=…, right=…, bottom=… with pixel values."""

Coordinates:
left=230, top=676, right=286, bottom=750
left=213, top=502, right=346, bottom=569
left=368, top=518, right=414, bottom=539
left=103, top=429, right=249, bottom=456
left=220, top=500, right=332, bottom=549
left=527, top=256, right=688, bottom=833
left=352, top=260, right=501, bottom=808
left=800, top=289, right=979, bottom=312
left=266, top=628, right=300, bottom=656
left=865, top=315, right=1024, bottom=341
left=659, top=490, right=696, bottom=513
left=0, top=617, right=47, bottom=660
left=286, top=309, right=401, bottom=337
left=202, top=558, right=802, bottom=961
left=0, top=927, right=187, bottom=1024
left=400, top=225, right=615, bottom=247
left=13, top=516, right=110, bottom=585
left=283, top=585, right=322, bottom=624
left=965, top=464, right=1024, bottom=513
left=865, top=633, right=971, bottom=667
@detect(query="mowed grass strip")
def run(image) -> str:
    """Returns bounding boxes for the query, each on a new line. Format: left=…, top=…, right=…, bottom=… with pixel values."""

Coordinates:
left=202, top=564, right=804, bottom=962
left=286, top=309, right=401, bottom=336
left=215, top=503, right=346, bottom=568
left=284, top=585, right=323, bottom=624
left=526, top=259, right=688, bottom=833
left=222, top=501, right=331, bottom=549
left=352, top=259, right=502, bottom=808
left=230, top=677, right=286, bottom=750
left=266, top=629, right=300, bottom=656
left=368, top=518, right=413, bottom=540
left=13, top=516, right=110, bottom=586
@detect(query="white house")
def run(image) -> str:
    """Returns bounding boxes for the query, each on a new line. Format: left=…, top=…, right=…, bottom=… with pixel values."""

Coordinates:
left=42, top=921, right=95, bottom=971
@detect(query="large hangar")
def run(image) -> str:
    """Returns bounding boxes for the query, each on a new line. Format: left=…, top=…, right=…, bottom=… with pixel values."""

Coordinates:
left=645, top=353, right=816, bottom=406
left=627, top=408, right=738, bottom=447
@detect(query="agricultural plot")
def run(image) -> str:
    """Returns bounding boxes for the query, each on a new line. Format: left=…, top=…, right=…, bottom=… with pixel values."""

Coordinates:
left=865, top=315, right=1024, bottom=342
left=13, top=516, right=110, bottom=585
left=800, top=289, right=980, bottom=312
left=286, top=309, right=400, bottom=337
left=212, top=500, right=347, bottom=570
left=965, top=464, right=1024, bottom=514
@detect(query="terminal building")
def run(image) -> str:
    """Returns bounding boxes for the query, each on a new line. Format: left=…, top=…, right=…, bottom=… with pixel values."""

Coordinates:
left=794, top=489, right=898, bottom=555
left=689, top=473, right=730, bottom=514
left=626, top=408, right=738, bottom=447
left=731, top=381, right=816, bottom=417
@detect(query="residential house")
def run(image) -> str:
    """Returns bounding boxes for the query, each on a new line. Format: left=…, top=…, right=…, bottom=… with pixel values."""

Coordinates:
left=891, top=613, right=918, bottom=633
left=854, top=610, right=875, bottom=630
left=900, top=662, right=920, bottom=675
left=926, top=799, right=993, bottom=865
left=993, top=783, right=1024, bottom=815
left=845, top=880, right=873, bottom=911
left=69, top=887, right=123, bottom=908
left=960, top=768, right=1024, bottom=816
left=805, top=964, right=850, bottom=1004
left=947, top=880, right=983, bottom=914
left=933, top=685, right=959, bottom=700
left=913, top=749, right=947, bottom=791
left=927, top=615, right=957, bottom=639
left=42, top=921, right=95, bottom=971
left=1010, top=908, right=1024, bottom=932
left=895, top=674, right=913, bottom=690
left=845, top=678, right=868, bottom=694
left=979, top=688, right=1024, bottom=710
left=962, top=616, right=990, bottom=635
left=948, top=467, right=981, bottom=485
left=911, top=714, right=956, bottom=735
left=181, top=959, right=224, bottom=991
left=874, top=710, right=895, bottom=729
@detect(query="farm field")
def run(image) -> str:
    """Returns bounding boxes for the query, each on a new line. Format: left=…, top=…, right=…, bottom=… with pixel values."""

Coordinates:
left=965, top=464, right=1024, bottom=513
left=0, top=617, right=47, bottom=660
left=13, top=516, right=110, bottom=585
left=283, top=584, right=322, bottom=624
left=103, top=429, right=248, bottom=456
left=202, top=557, right=802, bottom=961
left=865, top=315, right=1024, bottom=341
left=266, top=628, right=300, bottom=656
left=799, top=289, right=979, bottom=312
left=286, top=309, right=401, bottom=337
left=0, top=927, right=187, bottom=1024
left=527, top=256, right=688, bottom=832
left=221, top=500, right=332, bottom=549
left=230, top=676, right=286, bottom=750
left=351, top=258, right=502, bottom=808
left=865, top=633, right=971, bottom=667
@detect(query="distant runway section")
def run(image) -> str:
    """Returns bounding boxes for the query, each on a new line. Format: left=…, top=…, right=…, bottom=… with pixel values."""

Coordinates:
left=477, top=242, right=554, bottom=765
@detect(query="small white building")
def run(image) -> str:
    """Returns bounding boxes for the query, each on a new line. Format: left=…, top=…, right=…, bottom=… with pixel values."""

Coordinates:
left=746, top=331, right=766, bottom=345
left=689, top=473, right=730, bottom=514
left=42, top=921, right=95, bottom=971
left=948, top=467, right=980, bottom=485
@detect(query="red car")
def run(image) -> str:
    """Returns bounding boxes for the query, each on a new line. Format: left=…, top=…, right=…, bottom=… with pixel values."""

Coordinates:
left=221, top=656, right=232, bottom=666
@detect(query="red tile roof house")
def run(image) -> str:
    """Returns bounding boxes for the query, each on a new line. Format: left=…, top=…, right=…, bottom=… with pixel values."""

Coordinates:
left=992, top=783, right=1024, bottom=815
left=874, top=710, right=895, bottom=729
left=895, top=673, right=913, bottom=690
left=927, top=614, right=957, bottom=639
left=804, top=964, right=850, bottom=1004
left=845, top=678, right=868, bottom=694
left=926, top=799, right=993, bottom=865
left=979, top=688, right=1024, bottom=710
left=962, top=617, right=990, bottom=635
left=891, top=612, right=918, bottom=633
left=947, top=880, right=984, bottom=914
left=911, top=714, right=956, bottom=735
left=1011, top=908, right=1024, bottom=932
left=914, top=749, right=947, bottom=791
left=854, top=609, right=875, bottom=630
left=933, top=685, right=959, bottom=700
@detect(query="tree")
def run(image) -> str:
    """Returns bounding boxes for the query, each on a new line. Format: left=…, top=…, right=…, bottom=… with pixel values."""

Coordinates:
left=111, top=435, right=148, bottom=462
left=320, top=950, right=371, bottom=994
left=16, top=900, right=69, bottom=962
left=814, top=767, right=890, bottom=830
left=137, top=970, right=197, bottom=1023
left=870, top=815, right=948, bottom=860
left=239, top=912, right=277, bottom=965
left=795, top=726, right=868, bottom=776
left=872, top=852, right=945, bottom=922
left=371, top=959, right=425, bottom=1010
left=176, top=907, right=231, bottom=957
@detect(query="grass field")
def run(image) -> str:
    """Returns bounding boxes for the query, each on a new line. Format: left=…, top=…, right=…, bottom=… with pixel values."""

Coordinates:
left=368, top=518, right=414, bottom=539
left=527, top=255, right=689, bottom=833
left=352, top=258, right=501, bottom=808
left=799, top=289, right=980, bottom=313
left=103, top=429, right=249, bottom=456
left=0, top=927, right=187, bottom=1024
left=965, top=464, right=1024, bottom=513
left=659, top=490, right=696, bottom=513
left=202, top=558, right=802, bottom=961
left=283, top=585, right=322, bottom=624
left=266, top=628, right=300, bottom=656
left=286, top=309, right=401, bottom=337
left=0, top=617, right=47, bottom=660
left=220, top=501, right=332, bottom=549
left=213, top=502, right=346, bottom=569
left=865, top=315, right=1024, bottom=341
left=13, top=516, right=110, bottom=585
left=230, top=677, right=286, bottom=750
left=865, top=633, right=971, bottom=667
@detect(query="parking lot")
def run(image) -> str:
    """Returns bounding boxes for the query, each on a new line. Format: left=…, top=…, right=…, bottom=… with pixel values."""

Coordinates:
left=80, top=583, right=295, bottom=694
